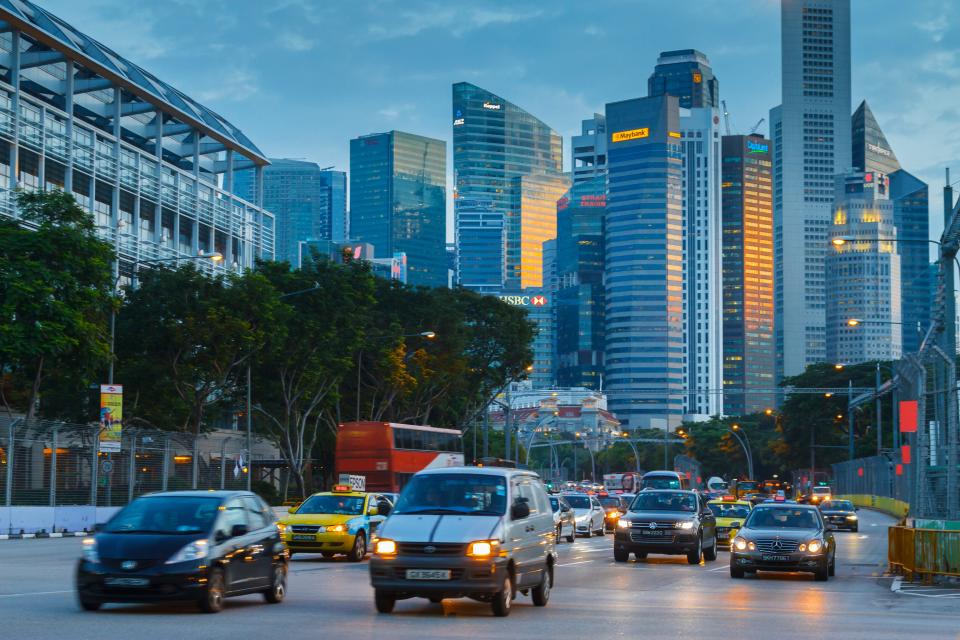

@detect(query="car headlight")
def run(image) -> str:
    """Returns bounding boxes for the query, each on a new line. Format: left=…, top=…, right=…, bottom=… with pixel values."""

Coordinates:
left=165, top=539, right=210, bottom=564
left=326, top=524, right=348, bottom=533
left=807, top=540, right=823, bottom=554
left=846, top=515, right=858, bottom=520
left=466, top=539, right=500, bottom=557
left=677, top=521, right=695, bottom=530
left=617, top=519, right=630, bottom=529
left=81, top=537, right=99, bottom=563
left=277, top=522, right=288, bottom=534
left=733, top=537, right=748, bottom=551
left=374, top=539, right=397, bottom=555
left=576, top=515, right=589, bottom=523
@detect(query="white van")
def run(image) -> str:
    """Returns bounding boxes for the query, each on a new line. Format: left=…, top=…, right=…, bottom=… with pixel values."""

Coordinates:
left=368, top=466, right=557, bottom=617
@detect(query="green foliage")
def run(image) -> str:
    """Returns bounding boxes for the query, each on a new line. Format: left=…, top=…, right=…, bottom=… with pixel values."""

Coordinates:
left=0, top=190, right=113, bottom=421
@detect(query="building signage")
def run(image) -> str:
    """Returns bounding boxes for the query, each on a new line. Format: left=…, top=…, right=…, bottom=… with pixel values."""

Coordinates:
left=747, top=140, right=769, bottom=154
left=867, top=142, right=891, bottom=157
left=579, top=195, right=605, bottom=207
left=499, top=294, right=548, bottom=307
left=611, top=127, right=649, bottom=143
left=668, top=131, right=681, bottom=138
left=692, top=72, right=702, bottom=83
left=453, top=118, right=464, bottom=126
left=482, top=102, right=501, bottom=110
left=98, top=384, right=123, bottom=452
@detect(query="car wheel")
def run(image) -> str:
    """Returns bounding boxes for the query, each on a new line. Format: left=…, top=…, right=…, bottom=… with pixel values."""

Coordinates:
left=814, top=560, right=829, bottom=582
left=829, top=556, right=836, bottom=577
left=77, top=595, right=102, bottom=611
left=531, top=565, right=552, bottom=606
left=263, top=564, right=286, bottom=604
left=703, top=535, right=717, bottom=562
left=583, top=526, right=592, bottom=538
left=614, top=546, right=630, bottom=562
left=491, top=573, right=513, bottom=617
left=199, top=568, right=225, bottom=613
left=347, top=532, right=367, bottom=562
left=730, top=565, right=745, bottom=579
left=374, top=590, right=396, bottom=614
left=686, top=536, right=702, bottom=565
left=596, top=523, right=605, bottom=536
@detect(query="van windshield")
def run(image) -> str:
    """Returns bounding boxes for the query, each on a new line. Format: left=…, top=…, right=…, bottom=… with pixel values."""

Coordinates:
left=393, top=474, right=507, bottom=516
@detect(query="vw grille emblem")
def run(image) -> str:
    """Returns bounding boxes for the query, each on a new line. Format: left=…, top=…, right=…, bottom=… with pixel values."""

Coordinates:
left=423, top=545, right=436, bottom=554
left=648, top=522, right=657, bottom=530
left=121, top=560, right=137, bottom=570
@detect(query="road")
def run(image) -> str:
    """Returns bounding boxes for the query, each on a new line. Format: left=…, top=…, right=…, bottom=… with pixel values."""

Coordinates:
left=1, top=509, right=956, bottom=639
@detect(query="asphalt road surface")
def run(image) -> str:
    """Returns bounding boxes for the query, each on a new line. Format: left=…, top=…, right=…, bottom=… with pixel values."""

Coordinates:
left=1, top=509, right=956, bottom=640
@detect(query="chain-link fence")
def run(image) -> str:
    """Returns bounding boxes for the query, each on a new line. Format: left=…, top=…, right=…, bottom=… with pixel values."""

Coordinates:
left=832, top=455, right=910, bottom=504
left=1, top=416, right=278, bottom=533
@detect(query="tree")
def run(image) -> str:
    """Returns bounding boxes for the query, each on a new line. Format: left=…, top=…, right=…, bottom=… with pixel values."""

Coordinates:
left=0, top=190, right=113, bottom=422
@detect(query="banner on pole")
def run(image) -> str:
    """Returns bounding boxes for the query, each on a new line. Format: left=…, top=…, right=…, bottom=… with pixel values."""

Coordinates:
left=99, top=384, right=123, bottom=452
left=899, top=400, right=918, bottom=433
left=901, top=444, right=911, bottom=465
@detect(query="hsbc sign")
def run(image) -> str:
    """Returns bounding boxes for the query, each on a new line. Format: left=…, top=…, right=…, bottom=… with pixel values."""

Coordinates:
left=499, top=294, right=548, bottom=307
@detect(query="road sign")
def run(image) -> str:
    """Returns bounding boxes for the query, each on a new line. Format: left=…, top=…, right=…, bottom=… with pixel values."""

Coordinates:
left=101, top=460, right=113, bottom=474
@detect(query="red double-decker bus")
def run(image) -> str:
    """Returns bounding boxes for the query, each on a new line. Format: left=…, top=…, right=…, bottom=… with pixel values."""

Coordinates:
left=334, top=421, right=464, bottom=492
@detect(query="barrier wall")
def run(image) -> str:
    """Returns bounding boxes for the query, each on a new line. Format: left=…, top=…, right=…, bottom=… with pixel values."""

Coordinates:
left=834, top=494, right=909, bottom=519
left=1, top=506, right=121, bottom=534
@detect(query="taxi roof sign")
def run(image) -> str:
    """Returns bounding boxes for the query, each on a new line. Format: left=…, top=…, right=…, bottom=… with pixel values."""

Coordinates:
left=722, top=495, right=737, bottom=502
left=332, top=484, right=353, bottom=493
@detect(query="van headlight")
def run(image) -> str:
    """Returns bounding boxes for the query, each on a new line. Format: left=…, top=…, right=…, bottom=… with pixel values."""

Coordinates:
left=374, top=539, right=397, bottom=555
left=677, top=521, right=695, bottom=530
left=81, top=537, right=99, bottom=563
left=466, top=540, right=500, bottom=557
left=166, top=539, right=209, bottom=564
left=617, top=519, right=630, bottom=529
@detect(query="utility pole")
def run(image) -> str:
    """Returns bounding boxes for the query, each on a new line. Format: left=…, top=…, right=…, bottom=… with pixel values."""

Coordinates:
left=876, top=361, right=882, bottom=454
left=848, top=380, right=854, bottom=461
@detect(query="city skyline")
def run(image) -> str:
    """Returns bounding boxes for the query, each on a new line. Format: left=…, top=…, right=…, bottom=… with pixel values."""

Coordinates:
left=38, top=0, right=956, bottom=247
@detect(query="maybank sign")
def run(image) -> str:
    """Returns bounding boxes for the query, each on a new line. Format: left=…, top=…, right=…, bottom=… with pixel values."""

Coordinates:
left=611, top=128, right=649, bottom=143
left=499, top=294, right=548, bottom=307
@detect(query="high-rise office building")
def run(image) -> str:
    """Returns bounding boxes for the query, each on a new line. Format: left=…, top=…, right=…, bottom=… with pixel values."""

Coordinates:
left=826, top=171, right=901, bottom=364
left=648, top=49, right=720, bottom=109
left=771, top=0, right=851, bottom=377
left=721, top=135, right=775, bottom=416
left=852, top=100, right=900, bottom=176
left=234, top=160, right=346, bottom=266
left=349, top=131, right=446, bottom=287
left=604, top=95, right=684, bottom=430
left=572, top=114, right=607, bottom=185
left=889, top=170, right=930, bottom=352
left=556, top=176, right=606, bottom=390
left=452, top=82, right=563, bottom=293
left=678, top=107, right=723, bottom=419
left=0, top=1, right=274, bottom=278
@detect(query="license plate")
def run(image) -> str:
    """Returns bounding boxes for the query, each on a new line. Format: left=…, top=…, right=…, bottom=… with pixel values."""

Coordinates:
left=717, top=532, right=729, bottom=539
left=640, top=529, right=665, bottom=536
left=104, top=577, right=149, bottom=587
left=405, top=569, right=451, bottom=580
left=293, top=534, right=315, bottom=541
left=761, top=554, right=791, bottom=562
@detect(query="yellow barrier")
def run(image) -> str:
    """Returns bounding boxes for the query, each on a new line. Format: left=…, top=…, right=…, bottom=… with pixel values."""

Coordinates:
left=888, top=526, right=960, bottom=581
left=834, top=494, right=909, bottom=519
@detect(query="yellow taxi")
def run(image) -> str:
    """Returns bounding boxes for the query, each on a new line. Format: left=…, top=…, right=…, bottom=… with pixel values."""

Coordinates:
left=278, top=485, right=392, bottom=561
left=706, top=496, right=752, bottom=548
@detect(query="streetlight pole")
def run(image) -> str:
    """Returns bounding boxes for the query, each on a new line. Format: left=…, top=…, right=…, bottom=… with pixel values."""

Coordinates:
left=848, top=380, right=855, bottom=461
left=729, top=426, right=754, bottom=480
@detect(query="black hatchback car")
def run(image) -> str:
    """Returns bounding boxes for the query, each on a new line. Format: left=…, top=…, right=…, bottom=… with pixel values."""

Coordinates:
left=76, top=491, right=287, bottom=613
left=614, top=490, right=717, bottom=564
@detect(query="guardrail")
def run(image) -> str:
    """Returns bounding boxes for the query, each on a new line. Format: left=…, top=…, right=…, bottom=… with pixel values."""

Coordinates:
left=835, top=494, right=909, bottom=519
left=889, top=526, right=960, bottom=581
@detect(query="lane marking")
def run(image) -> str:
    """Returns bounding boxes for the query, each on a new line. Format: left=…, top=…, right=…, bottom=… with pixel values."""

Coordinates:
left=0, top=590, right=72, bottom=598
left=707, top=565, right=729, bottom=572
left=558, top=560, right=593, bottom=567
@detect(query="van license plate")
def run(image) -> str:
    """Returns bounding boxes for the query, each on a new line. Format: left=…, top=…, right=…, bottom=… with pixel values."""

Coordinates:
left=104, top=577, right=149, bottom=587
left=406, top=569, right=451, bottom=580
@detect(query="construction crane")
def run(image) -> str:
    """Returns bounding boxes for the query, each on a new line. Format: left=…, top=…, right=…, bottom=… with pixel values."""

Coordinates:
left=749, top=118, right=766, bottom=135
left=721, top=100, right=732, bottom=136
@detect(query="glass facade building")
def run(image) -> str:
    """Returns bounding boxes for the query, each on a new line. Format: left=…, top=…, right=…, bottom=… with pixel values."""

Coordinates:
left=0, top=1, right=274, bottom=278
left=235, top=160, right=345, bottom=267
left=556, top=176, right=606, bottom=390
left=452, top=82, right=563, bottom=294
left=721, top=135, right=775, bottom=416
left=648, top=49, right=719, bottom=109
left=604, top=95, right=684, bottom=430
left=506, top=173, right=570, bottom=290
left=852, top=100, right=900, bottom=176
left=349, top=131, right=447, bottom=288
left=889, top=169, right=930, bottom=353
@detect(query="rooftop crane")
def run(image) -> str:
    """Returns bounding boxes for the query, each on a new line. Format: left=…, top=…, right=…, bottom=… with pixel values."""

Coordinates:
left=720, top=99, right=732, bottom=136
left=749, top=118, right=766, bottom=135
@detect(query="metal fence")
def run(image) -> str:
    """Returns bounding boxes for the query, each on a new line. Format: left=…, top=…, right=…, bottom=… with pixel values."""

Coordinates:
left=1, top=416, right=262, bottom=510
left=832, top=455, right=910, bottom=505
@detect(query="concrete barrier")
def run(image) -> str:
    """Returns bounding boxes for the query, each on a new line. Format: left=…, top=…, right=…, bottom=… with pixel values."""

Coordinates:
left=2, top=506, right=122, bottom=535
left=834, top=494, right=909, bottom=519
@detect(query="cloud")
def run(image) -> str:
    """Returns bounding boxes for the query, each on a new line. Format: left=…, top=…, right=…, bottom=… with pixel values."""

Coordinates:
left=915, top=15, right=950, bottom=43
left=196, top=69, right=259, bottom=103
left=366, top=5, right=544, bottom=40
left=584, top=25, right=605, bottom=37
left=278, top=32, right=316, bottom=52
left=377, top=103, right=417, bottom=120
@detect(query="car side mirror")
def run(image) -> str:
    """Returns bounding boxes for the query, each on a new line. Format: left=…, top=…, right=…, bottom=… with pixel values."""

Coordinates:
left=730, top=521, right=741, bottom=529
left=287, top=505, right=298, bottom=514
left=511, top=500, right=530, bottom=520
left=230, top=523, right=248, bottom=538
left=368, top=506, right=379, bottom=516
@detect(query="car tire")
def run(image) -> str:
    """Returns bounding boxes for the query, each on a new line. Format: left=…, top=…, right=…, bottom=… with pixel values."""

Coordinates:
left=263, top=564, right=286, bottom=604
left=852, top=525, right=858, bottom=533
left=532, top=565, right=552, bottom=606
left=491, top=573, right=513, bottom=617
left=199, top=567, right=225, bottom=613
left=374, top=590, right=396, bottom=614
left=703, top=536, right=717, bottom=562
left=730, top=565, right=745, bottom=579
left=687, top=536, right=702, bottom=565
left=814, top=560, right=829, bottom=582
left=77, top=595, right=102, bottom=611
left=596, top=524, right=605, bottom=537
left=583, top=526, right=592, bottom=538
left=347, top=532, right=366, bottom=562
left=829, top=556, right=836, bottom=577
left=614, top=547, right=630, bottom=562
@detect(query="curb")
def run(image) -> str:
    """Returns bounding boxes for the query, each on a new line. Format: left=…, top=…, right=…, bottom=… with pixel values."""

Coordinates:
left=0, top=531, right=90, bottom=540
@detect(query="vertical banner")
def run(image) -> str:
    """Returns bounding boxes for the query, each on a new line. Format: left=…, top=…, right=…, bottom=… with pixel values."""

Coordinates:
left=901, top=444, right=911, bottom=465
left=99, top=384, right=123, bottom=452
left=899, top=400, right=918, bottom=433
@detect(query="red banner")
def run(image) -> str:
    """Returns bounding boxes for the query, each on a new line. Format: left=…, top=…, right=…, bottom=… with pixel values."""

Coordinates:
left=899, top=400, right=918, bottom=433
left=895, top=464, right=903, bottom=476
left=901, top=444, right=911, bottom=465
left=857, top=467, right=864, bottom=477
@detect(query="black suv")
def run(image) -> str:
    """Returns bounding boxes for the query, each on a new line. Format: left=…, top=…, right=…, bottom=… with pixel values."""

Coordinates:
left=818, top=499, right=859, bottom=532
left=614, top=490, right=717, bottom=564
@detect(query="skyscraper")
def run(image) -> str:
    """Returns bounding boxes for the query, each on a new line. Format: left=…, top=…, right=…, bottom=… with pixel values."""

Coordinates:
left=678, top=107, right=723, bottom=419
left=852, top=100, right=900, bottom=176
left=505, top=173, right=571, bottom=290
left=452, top=82, right=563, bottom=293
left=826, top=171, right=901, bottom=364
left=648, top=49, right=720, bottom=109
left=572, top=114, right=607, bottom=184
left=234, top=160, right=346, bottom=266
left=722, top=135, right=775, bottom=416
left=604, top=95, right=684, bottom=430
left=349, top=131, right=447, bottom=287
left=771, top=0, right=852, bottom=377
left=556, top=176, right=606, bottom=390
left=889, top=170, right=930, bottom=352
